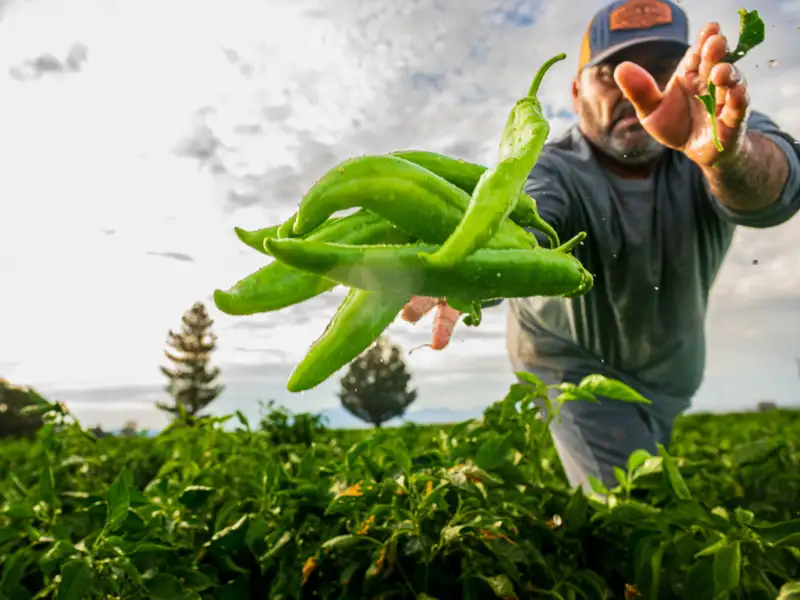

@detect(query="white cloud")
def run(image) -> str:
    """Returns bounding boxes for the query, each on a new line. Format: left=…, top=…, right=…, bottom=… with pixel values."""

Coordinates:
left=2, top=0, right=799, bottom=430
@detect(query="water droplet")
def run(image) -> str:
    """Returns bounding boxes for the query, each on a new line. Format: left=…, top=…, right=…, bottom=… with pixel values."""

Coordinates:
left=767, top=59, right=778, bottom=68
left=654, top=286, right=659, bottom=291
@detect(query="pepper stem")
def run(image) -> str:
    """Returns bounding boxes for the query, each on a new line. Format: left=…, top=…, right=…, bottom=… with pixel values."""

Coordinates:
left=527, top=52, right=567, bottom=98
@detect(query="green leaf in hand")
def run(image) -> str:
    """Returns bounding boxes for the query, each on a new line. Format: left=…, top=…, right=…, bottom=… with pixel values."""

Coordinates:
left=697, top=9, right=765, bottom=152
left=726, top=8, right=766, bottom=62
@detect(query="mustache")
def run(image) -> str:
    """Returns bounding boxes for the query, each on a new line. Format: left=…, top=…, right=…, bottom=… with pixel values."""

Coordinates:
left=611, top=102, right=638, bottom=126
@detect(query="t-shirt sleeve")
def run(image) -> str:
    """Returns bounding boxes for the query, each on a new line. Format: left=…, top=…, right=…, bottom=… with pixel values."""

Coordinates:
left=701, top=110, right=800, bottom=228
left=480, top=151, right=573, bottom=310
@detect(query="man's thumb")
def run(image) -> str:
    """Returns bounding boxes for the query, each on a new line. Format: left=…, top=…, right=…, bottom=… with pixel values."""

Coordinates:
left=614, top=62, right=662, bottom=118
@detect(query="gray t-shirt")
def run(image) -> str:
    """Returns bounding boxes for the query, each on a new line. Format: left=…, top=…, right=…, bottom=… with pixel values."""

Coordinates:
left=500, top=110, right=800, bottom=411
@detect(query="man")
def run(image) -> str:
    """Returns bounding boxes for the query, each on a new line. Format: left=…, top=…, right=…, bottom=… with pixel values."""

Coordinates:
left=401, top=0, right=800, bottom=491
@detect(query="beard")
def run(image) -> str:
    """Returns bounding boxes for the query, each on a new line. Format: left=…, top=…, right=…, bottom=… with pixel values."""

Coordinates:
left=583, top=98, right=665, bottom=165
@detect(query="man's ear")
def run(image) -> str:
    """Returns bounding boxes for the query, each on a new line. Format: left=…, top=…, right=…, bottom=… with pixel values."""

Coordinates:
left=571, top=75, right=580, bottom=114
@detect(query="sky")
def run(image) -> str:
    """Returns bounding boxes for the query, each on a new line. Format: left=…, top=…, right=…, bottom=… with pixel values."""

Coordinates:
left=0, top=0, right=798, bottom=432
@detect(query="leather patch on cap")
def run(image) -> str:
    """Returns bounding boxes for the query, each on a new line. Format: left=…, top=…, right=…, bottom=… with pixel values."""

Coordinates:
left=609, top=0, right=673, bottom=31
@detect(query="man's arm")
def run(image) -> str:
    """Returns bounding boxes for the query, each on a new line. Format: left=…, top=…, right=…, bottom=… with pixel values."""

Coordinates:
left=702, top=131, right=790, bottom=211
left=701, top=111, right=800, bottom=227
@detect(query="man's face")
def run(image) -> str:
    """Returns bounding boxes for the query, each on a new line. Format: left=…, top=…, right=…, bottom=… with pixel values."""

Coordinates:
left=572, top=45, right=683, bottom=165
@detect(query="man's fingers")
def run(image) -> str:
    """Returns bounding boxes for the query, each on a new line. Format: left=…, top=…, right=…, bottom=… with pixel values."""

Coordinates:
left=718, top=83, right=749, bottom=132
left=711, top=62, right=743, bottom=89
left=402, top=296, right=439, bottom=323
left=698, top=34, right=729, bottom=90
left=676, top=22, right=720, bottom=88
left=431, top=302, right=461, bottom=350
left=693, top=22, right=721, bottom=54
left=684, top=22, right=719, bottom=74
left=401, top=296, right=463, bottom=350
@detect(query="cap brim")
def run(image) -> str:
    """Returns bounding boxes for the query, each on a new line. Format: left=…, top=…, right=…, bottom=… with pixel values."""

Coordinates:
left=584, top=36, right=689, bottom=69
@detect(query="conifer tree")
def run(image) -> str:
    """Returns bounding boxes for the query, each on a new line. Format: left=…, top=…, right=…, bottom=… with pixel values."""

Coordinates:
left=157, top=301, right=223, bottom=420
left=338, top=335, right=417, bottom=428
left=0, top=379, right=46, bottom=439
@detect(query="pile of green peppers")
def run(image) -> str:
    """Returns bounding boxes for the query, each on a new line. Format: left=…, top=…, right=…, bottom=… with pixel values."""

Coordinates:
left=213, top=52, right=594, bottom=393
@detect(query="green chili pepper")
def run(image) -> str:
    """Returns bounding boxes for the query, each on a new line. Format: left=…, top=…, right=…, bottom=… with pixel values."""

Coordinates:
left=390, top=149, right=560, bottom=247
left=287, top=288, right=409, bottom=392
left=235, top=223, right=282, bottom=255
left=213, top=215, right=412, bottom=316
left=277, top=213, right=298, bottom=239
left=446, top=297, right=483, bottom=326
left=264, top=238, right=593, bottom=300
left=421, top=53, right=565, bottom=266
left=290, top=155, right=538, bottom=250
left=233, top=212, right=377, bottom=256
left=554, top=231, right=586, bottom=254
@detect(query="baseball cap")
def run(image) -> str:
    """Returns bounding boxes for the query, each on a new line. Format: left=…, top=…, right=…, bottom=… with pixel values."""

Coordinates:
left=578, top=0, right=690, bottom=71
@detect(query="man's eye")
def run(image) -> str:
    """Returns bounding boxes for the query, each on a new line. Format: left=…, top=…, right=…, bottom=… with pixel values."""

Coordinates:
left=597, top=66, right=615, bottom=81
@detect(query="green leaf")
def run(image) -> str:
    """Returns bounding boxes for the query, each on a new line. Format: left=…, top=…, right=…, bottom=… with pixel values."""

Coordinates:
left=627, top=448, right=652, bottom=471
left=578, top=374, right=650, bottom=404
left=262, top=531, right=292, bottom=560
left=321, top=535, right=364, bottom=551
left=695, top=536, right=730, bottom=558
left=129, top=542, right=175, bottom=555
left=697, top=86, right=723, bottom=153
left=726, top=9, right=765, bottom=63
left=57, top=559, right=92, bottom=600
left=587, top=475, right=609, bottom=497
left=386, top=441, right=412, bottom=473
left=475, top=432, right=513, bottom=471
left=180, top=570, right=215, bottom=591
left=106, top=469, right=131, bottom=531
left=732, top=438, right=784, bottom=467
left=20, top=403, right=56, bottom=416
left=613, top=466, right=627, bottom=488
left=40, top=453, right=55, bottom=506
left=657, top=444, right=691, bottom=501
left=553, top=382, right=598, bottom=404
left=733, top=508, right=754, bottom=525
left=218, top=575, right=249, bottom=600
left=234, top=410, right=250, bottom=431
left=752, top=519, right=800, bottom=547
left=146, top=574, right=183, bottom=600
left=339, top=562, right=360, bottom=587
left=684, top=557, right=715, bottom=599
left=514, top=371, right=549, bottom=398
left=205, top=514, right=250, bottom=556
left=178, top=485, right=214, bottom=509
left=479, top=573, right=517, bottom=598
left=777, top=581, right=800, bottom=600
left=648, top=541, right=666, bottom=599
left=564, top=485, right=589, bottom=529
left=712, top=541, right=741, bottom=598
left=4, top=503, right=36, bottom=519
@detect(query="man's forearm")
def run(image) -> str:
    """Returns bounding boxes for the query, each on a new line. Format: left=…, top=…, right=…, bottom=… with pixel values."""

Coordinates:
left=701, top=130, right=790, bottom=212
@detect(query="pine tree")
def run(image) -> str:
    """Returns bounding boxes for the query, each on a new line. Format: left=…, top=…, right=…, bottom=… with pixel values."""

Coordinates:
left=338, top=335, right=417, bottom=428
left=0, top=379, right=46, bottom=439
left=120, top=420, right=139, bottom=436
left=157, top=301, right=223, bottom=420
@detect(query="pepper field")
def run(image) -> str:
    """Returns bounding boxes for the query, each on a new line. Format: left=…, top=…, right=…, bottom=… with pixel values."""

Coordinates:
left=1, top=382, right=799, bottom=600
